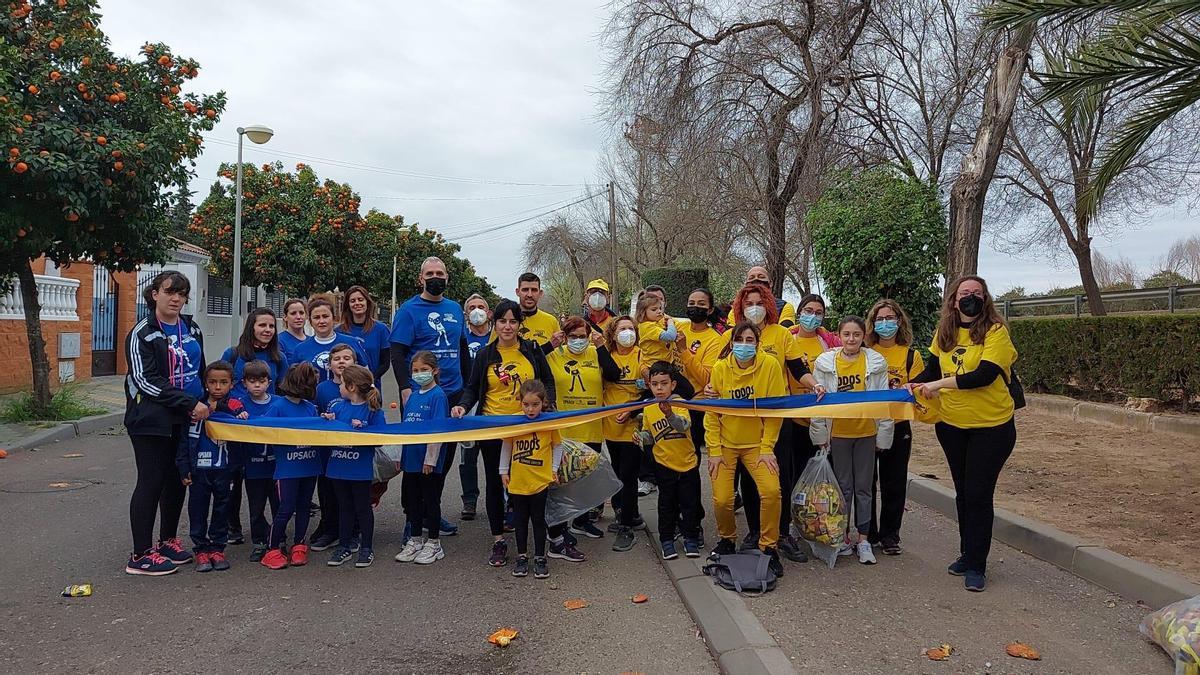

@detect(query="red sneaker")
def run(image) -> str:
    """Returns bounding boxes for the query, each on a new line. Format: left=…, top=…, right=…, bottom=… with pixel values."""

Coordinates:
left=289, top=543, right=309, bottom=567
left=195, top=551, right=213, bottom=573
left=260, top=548, right=288, bottom=570
left=209, top=551, right=230, bottom=571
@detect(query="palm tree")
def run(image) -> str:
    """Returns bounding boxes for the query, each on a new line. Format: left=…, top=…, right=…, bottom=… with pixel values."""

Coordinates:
left=984, top=1, right=1200, bottom=217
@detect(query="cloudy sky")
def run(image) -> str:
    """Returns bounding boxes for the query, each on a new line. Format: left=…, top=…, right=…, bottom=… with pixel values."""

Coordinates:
left=99, top=1, right=1194, bottom=299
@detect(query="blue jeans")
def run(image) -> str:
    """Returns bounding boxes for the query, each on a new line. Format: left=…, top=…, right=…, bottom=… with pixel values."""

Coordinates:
left=459, top=443, right=480, bottom=506
left=187, top=468, right=233, bottom=553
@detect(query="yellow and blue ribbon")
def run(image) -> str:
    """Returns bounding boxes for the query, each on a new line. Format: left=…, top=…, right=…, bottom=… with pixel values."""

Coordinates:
left=206, top=390, right=916, bottom=447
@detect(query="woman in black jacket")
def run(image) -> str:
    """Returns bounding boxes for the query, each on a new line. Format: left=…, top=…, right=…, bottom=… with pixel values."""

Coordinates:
left=123, top=271, right=209, bottom=576
left=452, top=299, right=555, bottom=568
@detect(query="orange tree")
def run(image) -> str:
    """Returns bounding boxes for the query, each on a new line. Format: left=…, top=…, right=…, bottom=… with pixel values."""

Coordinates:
left=0, top=0, right=225, bottom=410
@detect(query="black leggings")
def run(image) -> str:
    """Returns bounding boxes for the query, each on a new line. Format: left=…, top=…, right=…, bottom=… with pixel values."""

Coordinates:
left=870, top=420, right=913, bottom=545
left=402, top=470, right=448, bottom=539
left=739, top=421, right=796, bottom=536
left=270, top=476, right=317, bottom=549
left=936, top=419, right=1016, bottom=574
left=245, top=477, right=280, bottom=546
left=332, top=479, right=374, bottom=551
left=509, top=489, right=548, bottom=557
left=312, top=475, right=338, bottom=540
left=479, top=439, right=507, bottom=536
left=607, top=441, right=642, bottom=526
left=129, top=430, right=187, bottom=555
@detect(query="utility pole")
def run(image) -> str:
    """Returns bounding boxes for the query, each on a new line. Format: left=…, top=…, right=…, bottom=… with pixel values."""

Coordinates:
left=608, top=181, right=617, bottom=306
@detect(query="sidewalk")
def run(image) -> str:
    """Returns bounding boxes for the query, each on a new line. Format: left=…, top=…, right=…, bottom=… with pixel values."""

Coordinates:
left=0, top=375, right=125, bottom=452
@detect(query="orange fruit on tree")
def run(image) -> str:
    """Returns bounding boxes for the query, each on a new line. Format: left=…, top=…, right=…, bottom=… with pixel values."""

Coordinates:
left=27, top=84, right=39, bottom=94
left=82, top=92, right=93, bottom=101
left=157, top=55, right=171, bottom=66
left=107, top=94, right=119, bottom=103
left=57, top=0, right=65, bottom=8
left=113, top=160, right=123, bottom=171
left=117, top=91, right=127, bottom=102
left=170, top=86, right=180, bottom=95
left=81, top=56, right=91, bottom=66
left=22, top=114, right=32, bottom=122
left=205, top=109, right=215, bottom=119
left=39, top=150, right=48, bottom=157
left=111, top=150, right=122, bottom=158
left=17, top=228, right=26, bottom=237
left=96, top=136, right=106, bottom=145
left=8, top=147, right=18, bottom=156
left=106, top=63, right=117, bottom=72
left=13, top=162, right=28, bottom=174
left=77, top=82, right=88, bottom=92
left=50, top=71, right=61, bottom=81
left=66, top=212, right=79, bottom=222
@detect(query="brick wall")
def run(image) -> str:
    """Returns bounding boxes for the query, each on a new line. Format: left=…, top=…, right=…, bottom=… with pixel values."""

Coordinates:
left=0, top=258, right=94, bottom=394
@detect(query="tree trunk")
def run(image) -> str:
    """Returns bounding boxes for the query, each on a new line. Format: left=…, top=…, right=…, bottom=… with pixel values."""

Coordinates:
left=765, top=197, right=787, bottom=296
left=946, top=24, right=1035, bottom=283
left=17, top=260, right=54, bottom=410
left=1070, top=240, right=1107, bottom=316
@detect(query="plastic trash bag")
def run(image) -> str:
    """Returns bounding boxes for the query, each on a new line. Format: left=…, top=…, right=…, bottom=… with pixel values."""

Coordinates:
left=1140, top=594, right=1200, bottom=671
left=557, top=438, right=601, bottom=484
left=545, top=454, right=622, bottom=527
left=791, top=446, right=849, bottom=569
left=372, top=445, right=403, bottom=484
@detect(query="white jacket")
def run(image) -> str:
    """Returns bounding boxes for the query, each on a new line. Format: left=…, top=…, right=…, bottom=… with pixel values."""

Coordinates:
left=808, top=347, right=894, bottom=449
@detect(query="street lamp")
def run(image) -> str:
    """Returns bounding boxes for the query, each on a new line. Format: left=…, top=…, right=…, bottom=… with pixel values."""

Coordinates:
left=231, top=125, right=274, bottom=346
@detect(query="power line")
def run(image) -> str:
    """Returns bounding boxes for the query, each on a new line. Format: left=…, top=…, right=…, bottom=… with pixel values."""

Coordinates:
left=450, top=191, right=604, bottom=243
left=434, top=193, right=595, bottom=235
left=360, top=189, right=578, bottom=202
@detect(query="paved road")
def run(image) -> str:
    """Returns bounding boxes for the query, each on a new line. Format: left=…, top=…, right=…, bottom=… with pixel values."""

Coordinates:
left=0, top=429, right=715, bottom=673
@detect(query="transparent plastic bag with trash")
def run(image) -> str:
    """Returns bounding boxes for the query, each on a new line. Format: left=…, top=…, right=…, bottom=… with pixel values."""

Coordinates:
left=372, top=445, right=403, bottom=484
left=1140, top=594, right=1200, bottom=674
left=545, top=452, right=623, bottom=527
left=557, top=438, right=601, bottom=483
left=791, top=446, right=849, bottom=569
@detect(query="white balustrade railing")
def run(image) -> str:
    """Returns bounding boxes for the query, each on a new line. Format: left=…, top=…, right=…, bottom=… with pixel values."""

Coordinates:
left=0, top=274, right=82, bottom=321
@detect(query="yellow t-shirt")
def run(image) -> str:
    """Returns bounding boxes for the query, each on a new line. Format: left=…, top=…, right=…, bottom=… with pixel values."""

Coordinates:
left=873, top=342, right=924, bottom=421
left=929, top=325, right=1018, bottom=428
left=603, top=347, right=642, bottom=441
left=788, top=333, right=829, bottom=426
left=505, top=428, right=560, bottom=496
left=703, top=353, right=786, bottom=454
left=678, top=321, right=724, bottom=392
left=642, top=399, right=698, bottom=473
left=638, top=319, right=679, bottom=371
left=831, top=351, right=874, bottom=438
left=517, top=309, right=560, bottom=346
left=546, top=345, right=604, bottom=444
left=483, top=344, right=536, bottom=416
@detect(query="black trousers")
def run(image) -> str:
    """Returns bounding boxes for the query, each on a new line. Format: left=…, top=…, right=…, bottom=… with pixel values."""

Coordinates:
left=869, top=421, right=912, bottom=545
left=509, top=489, right=548, bottom=557
left=332, top=478, right=374, bottom=551
left=739, top=421, right=796, bottom=536
left=655, top=463, right=702, bottom=542
left=244, top=477, right=280, bottom=546
left=607, top=441, right=642, bottom=526
left=936, top=418, right=1016, bottom=574
left=312, top=475, right=338, bottom=540
left=129, top=430, right=187, bottom=555
left=401, top=469, right=448, bottom=539
left=227, top=466, right=245, bottom=534
left=478, top=439, right=507, bottom=536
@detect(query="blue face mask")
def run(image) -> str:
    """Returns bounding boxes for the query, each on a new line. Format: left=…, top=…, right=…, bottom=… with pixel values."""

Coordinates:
left=731, top=343, right=757, bottom=362
left=798, top=313, right=823, bottom=331
left=874, top=319, right=899, bottom=339
left=412, top=371, right=434, bottom=387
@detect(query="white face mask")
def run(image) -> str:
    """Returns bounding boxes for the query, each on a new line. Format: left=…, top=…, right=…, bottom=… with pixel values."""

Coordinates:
left=616, top=328, right=636, bottom=348
left=468, top=308, right=488, bottom=326
left=744, top=305, right=767, bottom=325
left=588, top=292, right=607, bottom=310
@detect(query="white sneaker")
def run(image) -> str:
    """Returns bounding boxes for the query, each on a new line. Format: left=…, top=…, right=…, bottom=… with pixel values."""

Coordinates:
left=837, top=543, right=855, bottom=557
left=394, top=536, right=425, bottom=563
left=637, top=480, right=657, bottom=496
left=857, top=541, right=877, bottom=565
left=414, top=539, right=445, bottom=565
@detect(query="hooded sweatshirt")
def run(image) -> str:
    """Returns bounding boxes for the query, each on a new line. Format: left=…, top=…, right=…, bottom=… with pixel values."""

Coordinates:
left=703, top=351, right=786, bottom=456
left=808, top=347, right=894, bottom=449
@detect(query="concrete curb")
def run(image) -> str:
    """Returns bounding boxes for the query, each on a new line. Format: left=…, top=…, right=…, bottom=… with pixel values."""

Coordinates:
left=1028, top=393, right=1200, bottom=439
left=907, top=473, right=1200, bottom=609
left=638, top=507, right=797, bottom=674
left=4, top=411, right=123, bottom=453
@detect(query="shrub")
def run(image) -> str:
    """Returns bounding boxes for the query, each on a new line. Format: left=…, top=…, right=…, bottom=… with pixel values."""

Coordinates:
left=0, top=385, right=106, bottom=423
left=640, top=267, right=710, bottom=316
left=1011, top=315, right=1199, bottom=409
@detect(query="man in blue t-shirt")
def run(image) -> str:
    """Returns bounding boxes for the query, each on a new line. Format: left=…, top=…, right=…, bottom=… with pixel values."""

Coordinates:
left=389, top=256, right=469, bottom=408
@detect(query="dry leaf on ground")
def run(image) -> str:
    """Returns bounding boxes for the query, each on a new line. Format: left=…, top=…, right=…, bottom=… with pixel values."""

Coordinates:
left=925, top=644, right=953, bottom=661
left=1006, top=642, right=1041, bottom=660
left=631, top=594, right=649, bottom=604
left=564, top=599, right=588, bottom=610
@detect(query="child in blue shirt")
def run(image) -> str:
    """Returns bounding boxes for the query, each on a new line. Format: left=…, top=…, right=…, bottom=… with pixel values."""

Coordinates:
left=234, top=360, right=279, bottom=562
left=321, top=364, right=384, bottom=568
left=260, top=362, right=321, bottom=571
left=175, top=361, right=246, bottom=572
left=394, top=351, right=451, bottom=566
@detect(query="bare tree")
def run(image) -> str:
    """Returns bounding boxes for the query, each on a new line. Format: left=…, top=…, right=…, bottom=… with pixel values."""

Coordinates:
left=1091, top=250, right=1140, bottom=289
left=1163, top=233, right=1200, bottom=282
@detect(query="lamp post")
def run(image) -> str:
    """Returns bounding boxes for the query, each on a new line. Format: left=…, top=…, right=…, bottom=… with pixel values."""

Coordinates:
left=231, top=125, right=274, bottom=346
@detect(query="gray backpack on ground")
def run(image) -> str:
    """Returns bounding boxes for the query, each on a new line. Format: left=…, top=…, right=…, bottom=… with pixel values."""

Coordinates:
left=702, top=551, right=777, bottom=595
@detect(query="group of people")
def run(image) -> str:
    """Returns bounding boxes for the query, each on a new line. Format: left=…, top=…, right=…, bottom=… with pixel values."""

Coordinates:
left=122, top=259, right=1019, bottom=592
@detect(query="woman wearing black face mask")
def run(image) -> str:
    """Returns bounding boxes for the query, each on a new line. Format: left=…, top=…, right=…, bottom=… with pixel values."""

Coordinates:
left=679, top=289, right=723, bottom=449
left=908, top=275, right=1018, bottom=593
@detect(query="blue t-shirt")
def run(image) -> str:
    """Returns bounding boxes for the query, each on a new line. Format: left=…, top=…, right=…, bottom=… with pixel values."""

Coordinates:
left=465, top=329, right=491, bottom=364
left=266, top=397, right=321, bottom=479
left=400, top=385, right=450, bottom=473
left=315, top=379, right=342, bottom=414
left=158, top=319, right=204, bottom=398
left=290, top=334, right=368, bottom=383
left=278, top=331, right=305, bottom=361
left=220, top=347, right=288, bottom=399
left=238, top=395, right=277, bottom=480
left=324, top=399, right=383, bottom=481
left=338, top=321, right=390, bottom=378
left=390, top=295, right=465, bottom=395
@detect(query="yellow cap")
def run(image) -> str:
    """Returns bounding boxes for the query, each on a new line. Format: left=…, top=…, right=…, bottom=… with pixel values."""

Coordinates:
left=585, top=279, right=610, bottom=294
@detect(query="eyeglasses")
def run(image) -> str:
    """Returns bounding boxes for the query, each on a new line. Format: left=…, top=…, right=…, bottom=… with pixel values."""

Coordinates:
left=800, top=309, right=825, bottom=317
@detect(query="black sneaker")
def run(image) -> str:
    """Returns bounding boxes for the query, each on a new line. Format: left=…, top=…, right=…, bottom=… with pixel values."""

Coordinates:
left=309, top=533, right=337, bottom=552
left=965, top=570, right=986, bottom=592
left=683, top=538, right=701, bottom=558
left=461, top=502, right=477, bottom=521
left=764, top=547, right=784, bottom=578
left=709, top=538, right=736, bottom=559
left=249, top=544, right=268, bottom=562
left=660, top=540, right=679, bottom=560
left=346, top=536, right=361, bottom=553
left=779, top=535, right=809, bottom=563
left=355, top=548, right=374, bottom=568
left=880, top=536, right=903, bottom=556
left=327, top=548, right=353, bottom=566
left=947, top=556, right=969, bottom=576
left=227, top=531, right=245, bottom=545
left=489, top=539, right=509, bottom=567
left=562, top=530, right=578, bottom=547
left=512, top=555, right=529, bottom=577
left=606, top=521, right=622, bottom=533
left=613, top=527, right=636, bottom=552
left=631, top=515, right=647, bottom=531
left=569, top=521, right=604, bottom=539
left=548, top=540, right=585, bottom=562
left=739, top=531, right=759, bottom=551
left=532, top=556, right=549, bottom=579
left=125, top=551, right=178, bottom=576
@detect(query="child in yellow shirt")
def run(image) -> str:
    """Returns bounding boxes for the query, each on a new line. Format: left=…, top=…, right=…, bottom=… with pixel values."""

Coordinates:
left=500, top=379, right=564, bottom=580
left=635, top=294, right=680, bottom=385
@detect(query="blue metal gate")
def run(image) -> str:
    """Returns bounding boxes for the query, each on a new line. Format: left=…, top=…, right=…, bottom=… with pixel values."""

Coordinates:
left=91, top=265, right=118, bottom=375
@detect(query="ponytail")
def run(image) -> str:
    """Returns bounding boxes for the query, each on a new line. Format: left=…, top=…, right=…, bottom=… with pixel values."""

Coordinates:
left=365, top=384, right=382, bottom=412
left=341, top=365, right=382, bottom=411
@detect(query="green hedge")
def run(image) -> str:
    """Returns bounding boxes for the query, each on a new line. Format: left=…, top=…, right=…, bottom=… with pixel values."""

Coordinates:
left=1011, top=315, right=1199, bottom=408
left=641, top=267, right=709, bottom=315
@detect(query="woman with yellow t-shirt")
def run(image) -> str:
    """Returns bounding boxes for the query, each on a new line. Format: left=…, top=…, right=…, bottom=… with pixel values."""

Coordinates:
left=810, top=316, right=894, bottom=566
left=679, top=288, right=724, bottom=450
left=453, top=299, right=555, bottom=569
left=909, top=276, right=1018, bottom=593
left=598, top=316, right=645, bottom=553
left=864, top=299, right=924, bottom=556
